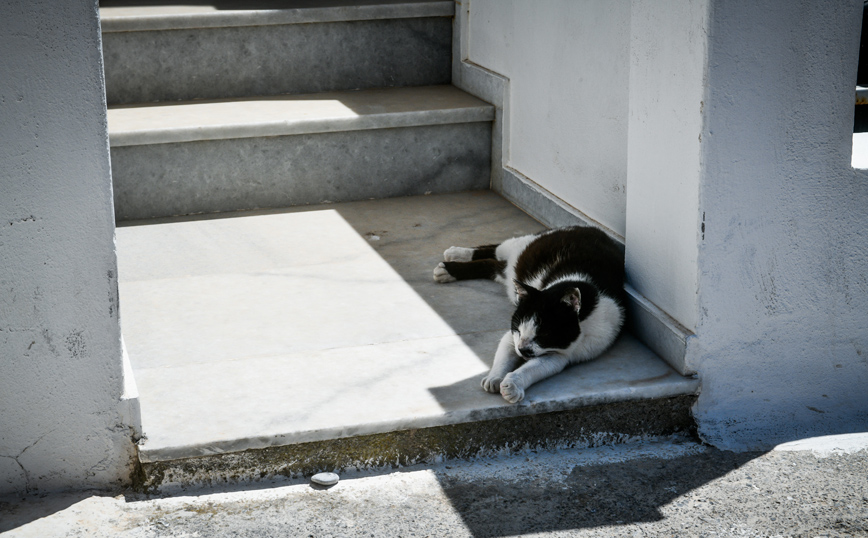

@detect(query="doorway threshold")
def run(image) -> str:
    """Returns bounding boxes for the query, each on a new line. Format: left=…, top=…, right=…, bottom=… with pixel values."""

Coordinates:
left=115, top=191, right=699, bottom=489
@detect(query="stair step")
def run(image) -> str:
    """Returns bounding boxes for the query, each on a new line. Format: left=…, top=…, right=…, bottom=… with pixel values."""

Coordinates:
left=108, top=85, right=494, bottom=221
left=108, top=85, right=493, bottom=147
left=100, top=0, right=454, bottom=104
left=100, top=0, right=455, bottom=32
left=116, top=191, right=700, bottom=491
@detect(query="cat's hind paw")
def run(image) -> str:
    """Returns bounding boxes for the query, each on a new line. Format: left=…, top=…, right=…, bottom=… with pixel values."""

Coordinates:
left=433, top=262, right=457, bottom=283
left=500, top=375, right=525, bottom=404
left=444, top=246, right=473, bottom=262
left=481, top=374, right=503, bottom=393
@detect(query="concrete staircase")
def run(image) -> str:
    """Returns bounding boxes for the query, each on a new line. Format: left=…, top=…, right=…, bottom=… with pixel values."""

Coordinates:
left=102, top=0, right=489, bottom=220
left=102, top=1, right=700, bottom=492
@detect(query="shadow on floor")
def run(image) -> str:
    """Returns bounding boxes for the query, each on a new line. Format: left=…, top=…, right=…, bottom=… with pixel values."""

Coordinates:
left=0, top=490, right=96, bottom=534
left=435, top=448, right=762, bottom=538
left=330, top=191, right=545, bottom=361
left=0, top=447, right=766, bottom=536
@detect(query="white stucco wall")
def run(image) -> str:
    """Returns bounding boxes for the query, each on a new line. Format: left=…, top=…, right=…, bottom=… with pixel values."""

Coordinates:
left=460, top=0, right=868, bottom=450
left=624, top=0, right=708, bottom=331
left=691, top=0, right=868, bottom=450
left=467, top=0, right=631, bottom=238
left=0, top=0, right=136, bottom=493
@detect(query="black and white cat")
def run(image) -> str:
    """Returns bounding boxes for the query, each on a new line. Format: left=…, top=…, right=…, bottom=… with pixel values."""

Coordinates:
left=433, top=226, right=625, bottom=403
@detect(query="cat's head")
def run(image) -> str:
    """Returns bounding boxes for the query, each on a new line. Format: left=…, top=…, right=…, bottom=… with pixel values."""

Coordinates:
left=510, top=280, right=587, bottom=358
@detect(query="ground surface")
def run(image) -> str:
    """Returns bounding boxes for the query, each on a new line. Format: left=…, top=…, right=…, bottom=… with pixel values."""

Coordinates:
left=115, top=191, right=694, bottom=465
left=2, top=435, right=867, bottom=537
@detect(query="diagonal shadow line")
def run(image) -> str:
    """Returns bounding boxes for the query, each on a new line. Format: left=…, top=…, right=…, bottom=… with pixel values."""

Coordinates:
left=116, top=191, right=539, bottom=373
left=330, top=190, right=546, bottom=370
left=435, top=448, right=762, bottom=538
left=0, top=491, right=96, bottom=534
left=0, top=449, right=764, bottom=535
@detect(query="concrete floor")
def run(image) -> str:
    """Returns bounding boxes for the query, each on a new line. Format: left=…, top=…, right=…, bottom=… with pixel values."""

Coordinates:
left=3, top=435, right=867, bottom=537
left=115, top=192, right=698, bottom=464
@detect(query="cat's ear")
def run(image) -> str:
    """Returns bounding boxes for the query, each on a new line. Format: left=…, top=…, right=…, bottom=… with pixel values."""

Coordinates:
left=513, top=280, right=534, bottom=300
left=562, top=288, right=581, bottom=312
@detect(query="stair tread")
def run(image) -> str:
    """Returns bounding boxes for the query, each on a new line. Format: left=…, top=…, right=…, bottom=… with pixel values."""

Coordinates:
left=108, top=85, right=494, bottom=147
left=100, top=0, right=454, bottom=32
left=116, top=192, right=699, bottom=464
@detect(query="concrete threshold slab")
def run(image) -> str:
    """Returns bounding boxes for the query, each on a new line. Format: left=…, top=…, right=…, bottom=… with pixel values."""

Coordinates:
left=116, top=192, right=699, bottom=488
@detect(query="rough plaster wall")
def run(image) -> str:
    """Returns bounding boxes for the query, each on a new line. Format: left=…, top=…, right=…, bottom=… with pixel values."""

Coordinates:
left=693, top=0, right=868, bottom=450
left=0, top=0, right=135, bottom=493
left=624, top=0, right=708, bottom=331
left=468, top=0, right=631, bottom=237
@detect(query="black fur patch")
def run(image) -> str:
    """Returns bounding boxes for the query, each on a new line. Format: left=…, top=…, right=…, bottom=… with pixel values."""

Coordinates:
left=443, top=259, right=505, bottom=281
left=471, top=244, right=499, bottom=261
left=514, top=227, right=625, bottom=304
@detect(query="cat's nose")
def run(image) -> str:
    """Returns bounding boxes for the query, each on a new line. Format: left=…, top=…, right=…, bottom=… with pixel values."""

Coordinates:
left=518, top=346, right=536, bottom=358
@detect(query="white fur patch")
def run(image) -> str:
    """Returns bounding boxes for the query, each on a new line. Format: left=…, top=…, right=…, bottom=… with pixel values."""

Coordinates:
left=565, top=295, right=624, bottom=363
left=513, top=317, right=542, bottom=356
left=443, top=246, right=473, bottom=262
left=495, top=233, right=540, bottom=303
left=432, top=262, right=456, bottom=283
left=546, top=272, right=593, bottom=288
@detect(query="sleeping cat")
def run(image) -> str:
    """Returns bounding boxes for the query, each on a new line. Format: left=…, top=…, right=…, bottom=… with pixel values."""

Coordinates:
left=433, top=226, right=625, bottom=403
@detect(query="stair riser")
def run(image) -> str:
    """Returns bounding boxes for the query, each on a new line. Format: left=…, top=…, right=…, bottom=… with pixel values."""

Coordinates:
left=135, top=395, right=698, bottom=492
left=112, top=123, right=491, bottom=221
left=103, top=17, right=452, bottom=105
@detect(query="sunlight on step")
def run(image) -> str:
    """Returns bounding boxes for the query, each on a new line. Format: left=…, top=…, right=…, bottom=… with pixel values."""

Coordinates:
left=117, top=208, right=494, bottom=455
left=118, top=208, right=484, bottom=367
left=108, top=97, right=360, bottom=144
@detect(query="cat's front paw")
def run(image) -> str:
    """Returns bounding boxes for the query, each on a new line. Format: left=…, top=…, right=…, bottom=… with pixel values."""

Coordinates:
left=444, top=246, right=473, bottom=262
left=500, top=374, right=525, bottom=404
left=481, top=374, right=503, bottom=393
left=433, top=262, right=457, bottom=283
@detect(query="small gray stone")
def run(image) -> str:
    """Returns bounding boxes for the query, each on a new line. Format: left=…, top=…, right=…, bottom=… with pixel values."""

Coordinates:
left=311, top=472, right=339, bottom=487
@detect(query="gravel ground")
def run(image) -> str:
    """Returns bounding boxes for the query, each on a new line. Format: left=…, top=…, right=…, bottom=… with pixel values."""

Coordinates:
left=2, top=435, right=867, bottom=538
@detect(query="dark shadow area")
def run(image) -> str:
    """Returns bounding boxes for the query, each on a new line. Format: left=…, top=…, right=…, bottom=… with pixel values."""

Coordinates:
left=7, top=444, right=868, bottom=536
left=0, top=447, right=762, bottom=534
left=436, top=448, right=761, bottom=538
left=0, top=490, right=97, bottom=533
left=329, top=192, right=542, bottom=367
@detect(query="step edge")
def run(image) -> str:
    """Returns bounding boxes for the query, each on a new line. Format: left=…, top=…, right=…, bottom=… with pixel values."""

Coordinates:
left=135, top=395, right=698, bottom=492
left=109, top=107, right=495, bottom=147
left=100, top=2, right=455, bottom=33
left=625, top=284, right=696, bottom=376
left=138, top=378, right=700, bottom=463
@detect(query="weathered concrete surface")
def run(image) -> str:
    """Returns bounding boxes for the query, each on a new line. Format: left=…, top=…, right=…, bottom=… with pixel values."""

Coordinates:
left=0, top=0, right=136, bottom=495
left=101, top=8, right=452, bottom=104
left=136, top=396, right=697, bottom=492
left=2, top=435, right=867, bottom=537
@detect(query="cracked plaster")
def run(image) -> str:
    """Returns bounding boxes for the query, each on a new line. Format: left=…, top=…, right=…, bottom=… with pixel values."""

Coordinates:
left=0, top=0, right=137, bottom=495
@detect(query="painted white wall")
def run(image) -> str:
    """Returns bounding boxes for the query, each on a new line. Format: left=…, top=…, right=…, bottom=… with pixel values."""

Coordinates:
left=460, top=0, right=868, bottom=450
left=625, top=0, right=708, bottom=331
left=0, top=0, right=136, bottom=493
left=468, top=0, right=631, bottom=238
left=691, top=0, right=868, bottom=450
